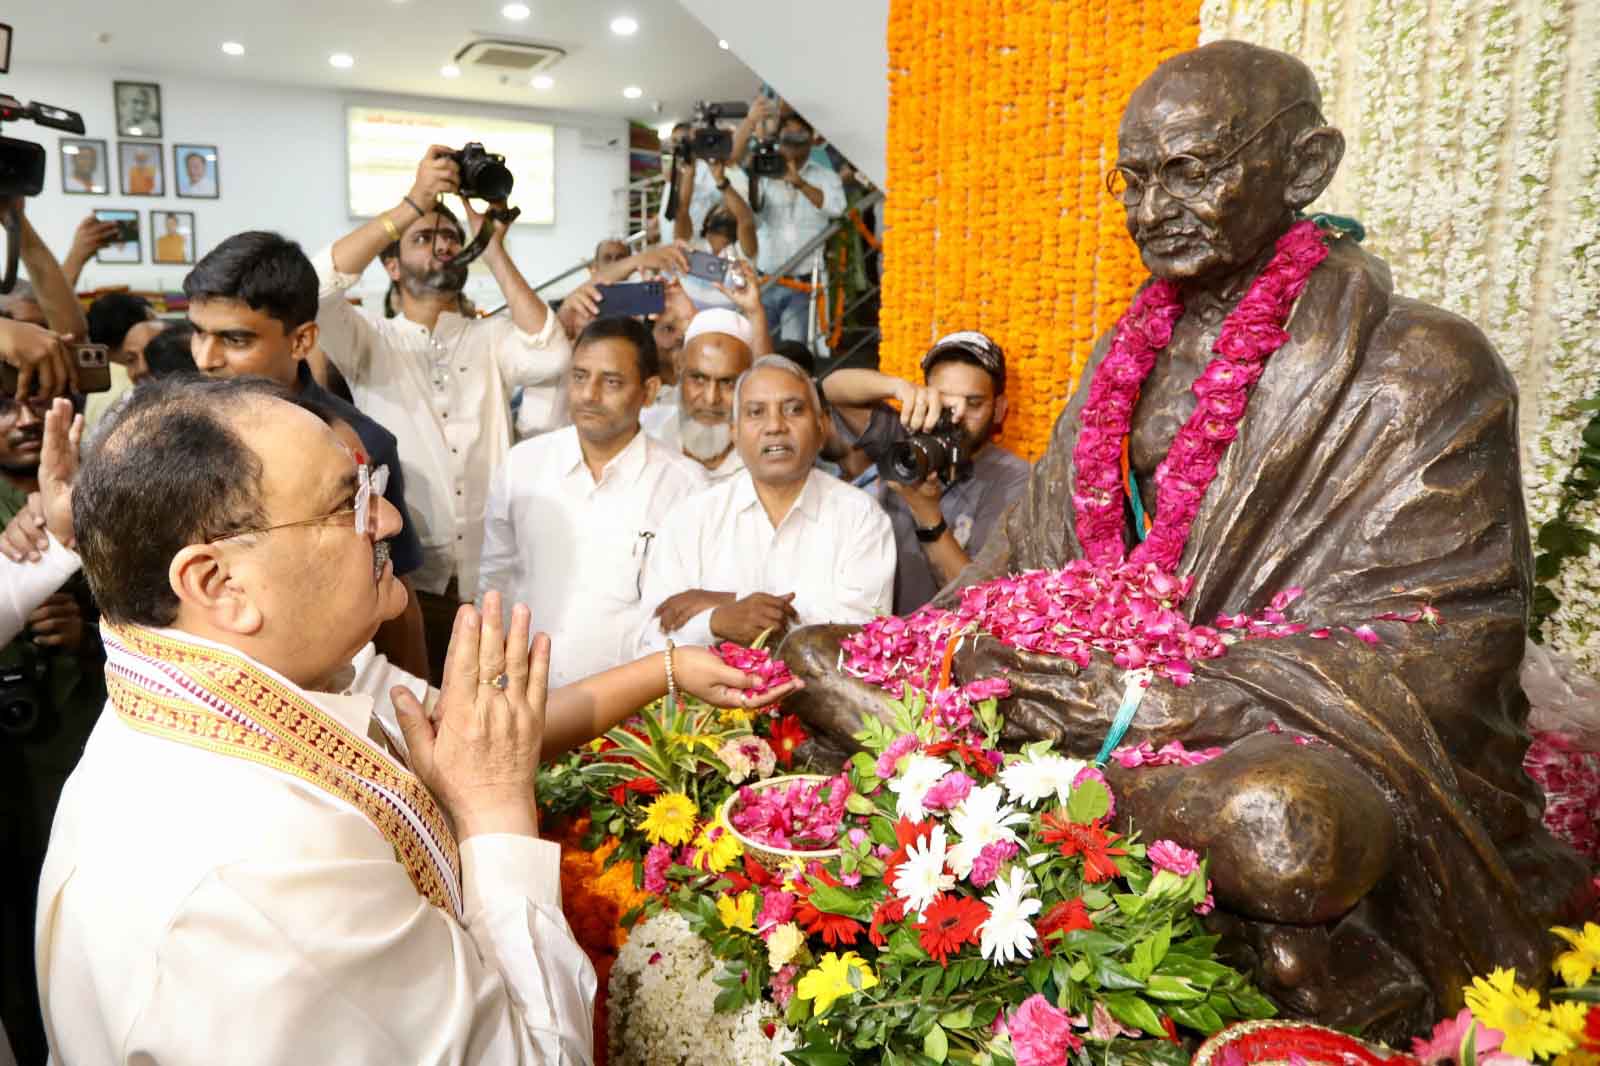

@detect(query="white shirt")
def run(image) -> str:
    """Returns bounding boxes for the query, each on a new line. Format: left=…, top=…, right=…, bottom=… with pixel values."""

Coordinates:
left=313, top=247, right=573, bottom=595
left=478, top=426, right=703, bottom=688
left=0, top=532, right=81, bottom=647
left=636, top=468, right=895, bottom=652
left=639, top=384, right=679, bottom=441
left=754, top=162, right=848, bottom=274
left=652, top=414, right=746, bottom=484
left=36, top=638, right=596, bottom=1065
left=658, top=160, right=751, bottom=240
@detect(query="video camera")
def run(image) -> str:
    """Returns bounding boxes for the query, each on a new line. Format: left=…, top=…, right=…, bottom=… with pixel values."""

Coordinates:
left=665, top=101, right=750, bottom=222
left=860, top=407, right=975, bottom=488
left=0, top=25, right=88, bottom=294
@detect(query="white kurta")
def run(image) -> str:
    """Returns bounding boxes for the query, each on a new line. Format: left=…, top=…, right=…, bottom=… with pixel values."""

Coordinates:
left=477, top=425, right=704, bottom=687
left=313, top=247, right=574, bottom=596
left=35, top=639, right=596, bottom=1065
left=635, top=468, right=896, bottom=653
left=0, top=532, right=81, bottom=647
left=650, top=415, right=746, bottom=485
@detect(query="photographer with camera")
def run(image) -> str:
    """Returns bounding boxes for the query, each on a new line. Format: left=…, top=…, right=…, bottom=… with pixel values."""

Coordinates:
left=315, top=144, right=570, bottom=684
left=752, top=114, right=846, bottom=344
left=0, top=197, right=86, bottom=404
left=660, top=115, right=751, bottom=242
left=672, top=158, right=758, bottom=265
left=822, top=332, right=1030, bottom=613
left=0, top=394, right=102, bottom=1064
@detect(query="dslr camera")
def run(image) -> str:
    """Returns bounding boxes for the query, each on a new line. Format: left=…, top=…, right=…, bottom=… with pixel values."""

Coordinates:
left=0, top=26, right=88, bottom=294
left=0, top=657, right=49, bottom=740
left=451, top=142, right=513, bottom=201
left=747, top=137, right=787, bottom=179
left=871, top=408, right=974, bottom=487
left=679, top=100, right=748, bottom=165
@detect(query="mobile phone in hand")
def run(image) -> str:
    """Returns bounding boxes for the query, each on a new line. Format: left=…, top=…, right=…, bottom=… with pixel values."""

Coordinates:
left=595, top=281, right=666, bottom=319
left=685, top=250, right=730, bottom=285
left=0, top=342, right=112, bottom=395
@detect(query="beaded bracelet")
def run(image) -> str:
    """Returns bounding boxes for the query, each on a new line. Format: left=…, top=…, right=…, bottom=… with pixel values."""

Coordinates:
left=663, top=639, right=678, bottom=706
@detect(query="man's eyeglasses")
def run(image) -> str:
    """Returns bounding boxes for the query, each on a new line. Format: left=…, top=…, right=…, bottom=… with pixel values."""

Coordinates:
left=213, top=463, right=389, bottom=543
left=1106, top=99, right=1319, bottom=206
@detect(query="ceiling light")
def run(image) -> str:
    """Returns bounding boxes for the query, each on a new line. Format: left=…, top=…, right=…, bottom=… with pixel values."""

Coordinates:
left=610, top=15, right=638, bottom=35
left=501, top=3, right=531, bottom=19
left=329, top=52, right=355, bottom=69
left=440, top=63, right=460, bottom=77
left=622, top=86, right=643, bottom=100
left=717, top=39, right=730, bottom=50
left=530, top=74, right=554, bottom=89
left=221, top=41, right=245, bottom=56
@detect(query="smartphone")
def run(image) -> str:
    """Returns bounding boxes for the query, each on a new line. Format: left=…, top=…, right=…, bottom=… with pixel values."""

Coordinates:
left=685, top=250, right=730, bottom=285
left=595, top=281, right=666, bottom=319
left=0, top=342, right=112, bottom=395
left=93, top=209, right=138, bottom=244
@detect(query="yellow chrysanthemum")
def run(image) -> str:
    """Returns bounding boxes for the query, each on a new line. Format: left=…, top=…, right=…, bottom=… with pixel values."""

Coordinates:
left=767, top=922, right=807, bottom=968
left=638, top=792, right=698, bottom=846
left=1551, top=1001, right=1590, bottom=1043
left=719, top=706, right=756, bottom=726
left=716, top=891, right=757, bottom=933
left=795, top=952, right=878, bottom=1016
left=1466, top=967, right=1574, bottom=1060
left=693, top=822, right=743, bottom=873
left=1554, top=924, right=1600, bottom=988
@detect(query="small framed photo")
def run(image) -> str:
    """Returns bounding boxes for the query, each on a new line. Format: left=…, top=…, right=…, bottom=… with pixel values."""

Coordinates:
left=173, top=144, right=219, bottom=199
left=151, top=210, right=196, bottom=265
left=59, top=138, right=109, bottom=195
left=113, top=80, right=162, bottom=138
left=92, top=209, right=141, bottom=264
left=118, top=142, right=164, bottom=197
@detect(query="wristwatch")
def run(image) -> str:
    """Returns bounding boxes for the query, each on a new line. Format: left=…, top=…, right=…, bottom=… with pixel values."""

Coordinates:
left=915, top=518, right=948, bottom=543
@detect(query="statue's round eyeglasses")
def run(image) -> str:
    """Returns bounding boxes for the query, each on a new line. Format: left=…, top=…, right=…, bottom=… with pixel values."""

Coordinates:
left=211, top=463, right=389, bottom=543
left=1105, top=99, right=1319, bottom=206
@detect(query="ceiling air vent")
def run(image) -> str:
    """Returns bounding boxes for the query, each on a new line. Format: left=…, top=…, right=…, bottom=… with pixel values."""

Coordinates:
left=454, top=39, right=566, bottom=75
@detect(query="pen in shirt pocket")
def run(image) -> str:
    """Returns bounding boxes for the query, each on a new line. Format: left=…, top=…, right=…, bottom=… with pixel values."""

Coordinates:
left=634, top=531, right=655, bottom=598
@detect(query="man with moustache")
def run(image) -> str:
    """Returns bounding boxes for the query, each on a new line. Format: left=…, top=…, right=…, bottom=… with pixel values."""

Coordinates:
left=649, top=308, right=757, bottom=484
left=186, top=231, right=429, bottom=679
left=637, top=355, right=894, bottom=651
left=314, top=146, right=570, bottom=684
left=478, top=316, right=701, bottom=687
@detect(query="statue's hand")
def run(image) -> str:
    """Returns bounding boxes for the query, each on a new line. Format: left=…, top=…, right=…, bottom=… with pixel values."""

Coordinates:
left=953, top=636, right=1126, bottom=755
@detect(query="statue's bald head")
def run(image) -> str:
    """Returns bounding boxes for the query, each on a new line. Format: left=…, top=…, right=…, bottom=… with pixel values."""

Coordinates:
left=1113, top=41, right=1343, bottom=284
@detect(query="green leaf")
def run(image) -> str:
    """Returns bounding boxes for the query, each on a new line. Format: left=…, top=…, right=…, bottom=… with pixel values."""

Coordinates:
left=1067, top=778, right=1111, bottom=824
left=1128, top=937, right=1156, bottom=981
left=938, top=1006, right=974, bottom=1030
left=783, top=1049, right=853, bottom=1066
left=1150, top=921, right=1172, bottom=969
left=1093, top=956, right=1147, bottom=991
left=1145, top=974, right=1205, bottom=1002
left=1060, top=929, right=1126, bottom=955
left=1102, top=992, right=1166, bottom=1036
left=809, top=885, right=874, bottom=919
left=923, top=1024, right=949, bottom=1063
left=1113, top=892, right=1147, bottom=917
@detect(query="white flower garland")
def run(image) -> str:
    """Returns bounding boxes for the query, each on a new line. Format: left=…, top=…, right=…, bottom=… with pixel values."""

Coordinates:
left=608, top=912, right=798, bottom=1066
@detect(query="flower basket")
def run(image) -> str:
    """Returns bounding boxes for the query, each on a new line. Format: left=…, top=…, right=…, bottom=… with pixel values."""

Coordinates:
left=718, top=773, right=844, bottom=874
left=1193, top=1021, right=1423, bottom=1066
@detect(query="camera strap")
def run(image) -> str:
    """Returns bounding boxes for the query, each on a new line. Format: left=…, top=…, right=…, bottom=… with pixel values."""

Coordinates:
left=0, top=202, right=21, bottom=295
left=448, top=204, right=521, bottom=270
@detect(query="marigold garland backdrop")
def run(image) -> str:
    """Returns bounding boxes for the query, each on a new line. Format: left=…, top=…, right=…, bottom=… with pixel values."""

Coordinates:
left=878, top=0, right=1600, bottom=667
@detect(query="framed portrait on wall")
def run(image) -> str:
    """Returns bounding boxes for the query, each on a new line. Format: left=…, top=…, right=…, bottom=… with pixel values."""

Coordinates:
left=118, top=142, right=164, bottom=197
left=59, top=138, right=109, bottom=195
left=173, top=144, right=219, bottom=199
left=113, top=81, right=162, bottom=138
left=92, top=209, right=141, bottom=264
left=151, top=210, right=196, bottom=265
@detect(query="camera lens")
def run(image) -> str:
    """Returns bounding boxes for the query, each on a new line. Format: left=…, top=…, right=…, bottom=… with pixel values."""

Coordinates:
left=0, top=695, right=38, bottom=737
left=467, top=159, right=513, bottom=201
left=887, top=437, right=951, bottom=483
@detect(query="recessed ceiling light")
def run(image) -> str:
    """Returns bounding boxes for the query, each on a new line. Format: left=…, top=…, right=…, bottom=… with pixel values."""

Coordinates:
left=501, top=3, right=531, bottom=19
left=610, top=15, right=638, bottom=35
left=440, top=63, right=461, bottom=77
left=329, top=52, right=355, bottom=69
left=531, top=74, right=554, bottom=89
left=221, top=41, right=245, bottom=56
left=717, top=39, right=730, bottom=50
left=622, top=86, right=643, bottom=100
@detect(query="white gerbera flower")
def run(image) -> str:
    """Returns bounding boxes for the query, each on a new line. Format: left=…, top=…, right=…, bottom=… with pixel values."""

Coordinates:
left=978, top=866, right=1041, bottom=965
left=945, top=783, right=1028, bottom=877
left=887, top=753, right=951, bottom=821
left=893, top=824, right=955, bottom=917
left=999, top=751, right=1087, bottom=807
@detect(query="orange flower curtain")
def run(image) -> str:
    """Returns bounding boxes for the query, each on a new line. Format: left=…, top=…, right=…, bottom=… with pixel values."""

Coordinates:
left=881, top=0, right=1203, bottom=459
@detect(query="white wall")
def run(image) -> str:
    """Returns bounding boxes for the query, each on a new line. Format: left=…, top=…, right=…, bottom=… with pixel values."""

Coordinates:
left=677, top=0, right=889, bottom=184
left=7, top=65, right=629, bottom=305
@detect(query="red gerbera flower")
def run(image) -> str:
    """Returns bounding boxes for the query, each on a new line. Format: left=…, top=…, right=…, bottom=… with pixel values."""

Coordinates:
left=923, top=739, right=1000, bottom=778
left=868, top=895, right=906, bottom=947
left=767, top=714, right=808, bottom=768
left=793, top=867, right=864, bottom=946
left=722, top=854, right=775, bottom=895
left=1040, top=811, right=1128, bottom=882
left=915, top=893, right=990, bottom=966
left=1036, top=897, right=1094, bottom=955
left=607, top=776, right=662, bottom=807
left=1584, top=1005, right=1600, bottom=1051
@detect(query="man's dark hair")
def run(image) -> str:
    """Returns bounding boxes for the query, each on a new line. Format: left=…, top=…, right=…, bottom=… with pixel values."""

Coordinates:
left=75, top=376, right=290, bottom=626
left=701, top=206, right=738, bottom=245
left=183, top=231, right=318, bottom=334
left=86, top=294, right=153, bottom=349
left=142, top=322, right=198, bottom=377
left=575, top=316, right=660, bottom=382
left=380, top=201, right=465, bottom=263
left=781, top=113, right=815, bottom=137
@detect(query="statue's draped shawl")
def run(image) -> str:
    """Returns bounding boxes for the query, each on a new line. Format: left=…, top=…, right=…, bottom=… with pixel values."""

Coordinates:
left=950, top=239, right=1580, bottom=1003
